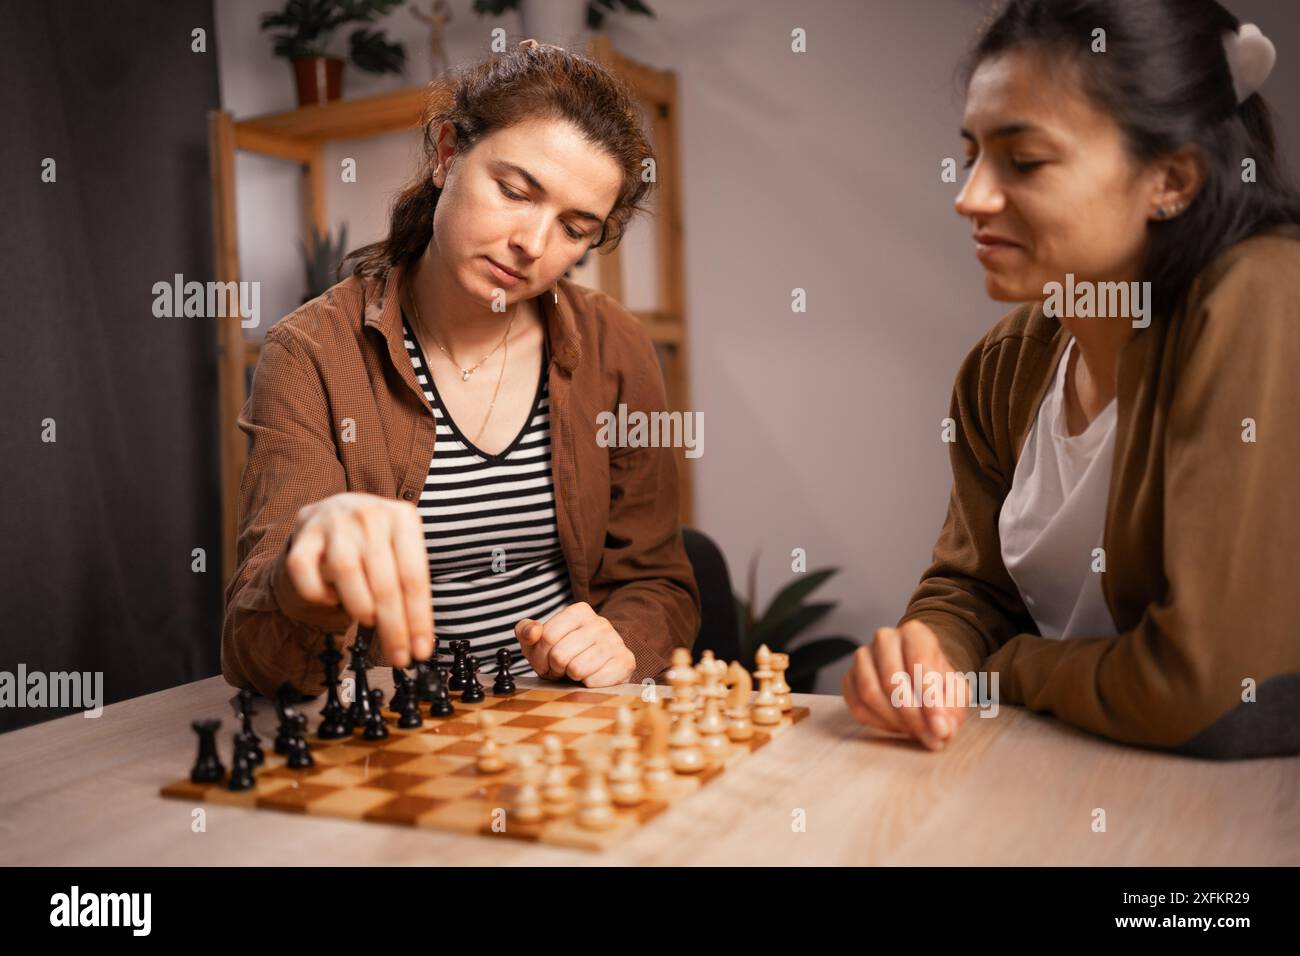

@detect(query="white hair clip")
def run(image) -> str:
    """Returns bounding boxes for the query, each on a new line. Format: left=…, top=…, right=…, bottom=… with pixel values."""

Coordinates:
left=1222, top=23, right=1276, bottom=104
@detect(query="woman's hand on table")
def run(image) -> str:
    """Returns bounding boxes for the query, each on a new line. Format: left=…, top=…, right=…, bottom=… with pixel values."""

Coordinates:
left=842, top=620, right=970, bottom=750
left=515, top=602, right=636, bottom=687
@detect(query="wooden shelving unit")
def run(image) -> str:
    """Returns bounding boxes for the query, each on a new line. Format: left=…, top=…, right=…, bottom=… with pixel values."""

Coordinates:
left=210, top=36, right=694, bottom=581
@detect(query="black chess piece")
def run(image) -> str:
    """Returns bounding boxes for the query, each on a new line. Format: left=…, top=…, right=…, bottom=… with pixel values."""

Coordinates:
left=237, top=688, right=265, bottom=766
left=318, top=633, right=351, bottom=739
left=412, top=638, right=442, bottom=702
left=273, top=686, right=294, bottom=755
left=389, top=667, right=411, bottom=713
left=448, top=640, right=469, bottom=692
left=190, top=719, right=224, bottom=784
left=492, top=648, right=518, bottom=696
left=345, top=630, right=374, bottom=729
left=428, top=668, right=455, bottom=718
left=461, top=656, right=485, bottom=704
left=286, top=712, right=314, bottom=769
left=413, top=660, right=434, bottom=702
left=228, top=732, right=256, bottom=791
left=363, top=688, right=390, bottom=740
left=397, top=680, right=424, bottom=729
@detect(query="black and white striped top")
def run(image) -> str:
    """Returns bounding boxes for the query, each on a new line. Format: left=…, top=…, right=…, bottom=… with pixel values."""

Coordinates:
left=402, top=314, right=574, bottom=677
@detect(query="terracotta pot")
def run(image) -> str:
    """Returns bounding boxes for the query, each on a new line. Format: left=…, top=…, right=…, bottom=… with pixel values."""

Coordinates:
left=292, top=56, right=343, bottom=106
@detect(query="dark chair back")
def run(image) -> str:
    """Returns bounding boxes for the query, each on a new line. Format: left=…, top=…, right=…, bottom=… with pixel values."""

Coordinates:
left=681, top=527, right=740, bottom=664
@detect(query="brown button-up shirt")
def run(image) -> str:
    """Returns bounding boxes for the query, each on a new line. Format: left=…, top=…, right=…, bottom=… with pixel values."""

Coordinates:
left=900, top=226, right=1300, bottom=758
left=222, top=261, right=701, bottom=699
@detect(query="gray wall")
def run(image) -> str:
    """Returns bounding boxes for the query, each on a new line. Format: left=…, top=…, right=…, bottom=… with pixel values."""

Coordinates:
left=214, top=0, right=1300, bottom=691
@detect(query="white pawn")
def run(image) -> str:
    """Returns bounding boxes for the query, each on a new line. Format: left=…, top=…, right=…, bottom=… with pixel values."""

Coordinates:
left=611, top=701, right=639, bottom=755
left=668, top=700, right=705, bottom=774
left=639, top=698, right=673, bottom=797
left=541, top=734, right=575, bottom=815
left=575, top=753, right=617, bottom=831
left=698, top=692, right=730, bottom=766
left=608, top=743, right=645, bottom=807
left=665, top=646, right=697, bottom=720
left=512, top=750, right=545, bottom=824
left=771, top=651, right=793, bottom=713
left=751, top=644, right=782, bottom=727
left=476, top=710, right=506, bottom=773
left=696, top=649, right=720, bottom=716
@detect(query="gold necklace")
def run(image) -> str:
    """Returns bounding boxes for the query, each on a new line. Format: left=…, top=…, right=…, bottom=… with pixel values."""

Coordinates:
left=474, top=323, right=509, bottom=445
left=409, top=289, right=514, bottom=383
left=408, top=286, right=513, bottom=446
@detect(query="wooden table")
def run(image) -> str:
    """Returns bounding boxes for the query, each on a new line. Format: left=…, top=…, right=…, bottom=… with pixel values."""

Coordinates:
left=1, top=673, right=1295, bottom=865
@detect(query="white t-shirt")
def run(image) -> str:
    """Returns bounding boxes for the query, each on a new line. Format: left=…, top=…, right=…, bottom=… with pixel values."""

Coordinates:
left=998, top=337, right=1120, bottom=639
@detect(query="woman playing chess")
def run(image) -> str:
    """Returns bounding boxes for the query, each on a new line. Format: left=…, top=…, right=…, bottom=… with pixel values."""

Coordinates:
left=222, top=41, right=700, bottom=699
left=844, top=0, right=1300, bottom=758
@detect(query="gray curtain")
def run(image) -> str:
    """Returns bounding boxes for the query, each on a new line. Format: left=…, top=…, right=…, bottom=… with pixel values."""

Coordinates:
left=0, top=1, right=224, bottom=732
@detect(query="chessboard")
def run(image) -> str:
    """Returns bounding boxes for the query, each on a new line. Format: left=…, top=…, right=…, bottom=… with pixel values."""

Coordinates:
left=160, top=655, right=809, bottom=851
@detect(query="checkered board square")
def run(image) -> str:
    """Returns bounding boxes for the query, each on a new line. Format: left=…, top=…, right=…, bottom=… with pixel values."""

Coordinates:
left=161, top=688, right=810, bottom=851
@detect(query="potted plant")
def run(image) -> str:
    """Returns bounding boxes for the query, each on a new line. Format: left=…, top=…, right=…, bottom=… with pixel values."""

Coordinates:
left=735, top=560, right=858, bottom=693
left=472, top=0, right=655, bottom=50
left=260, top=0, right=408, bottom=106
left=300, top=223, right=349, bottom=302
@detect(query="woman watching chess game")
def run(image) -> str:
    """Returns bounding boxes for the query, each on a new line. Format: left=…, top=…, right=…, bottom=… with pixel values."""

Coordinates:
left=222, top=40, right=699, bottom=699
left=844, top=0, right=1300, bottom=757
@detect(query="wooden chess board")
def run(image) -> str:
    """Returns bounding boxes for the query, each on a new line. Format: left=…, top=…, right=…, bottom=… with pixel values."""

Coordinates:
left=160, top=687, right=810, bottom=851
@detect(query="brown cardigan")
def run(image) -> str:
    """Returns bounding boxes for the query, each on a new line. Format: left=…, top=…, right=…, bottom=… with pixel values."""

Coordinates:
left=901, top=226, right=1300, bottom=758
left=222, top=262, right=700, bottom=699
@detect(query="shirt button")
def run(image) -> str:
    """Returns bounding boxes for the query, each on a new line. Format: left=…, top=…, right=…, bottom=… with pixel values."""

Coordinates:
left=401, top=490, right=414, bottom=501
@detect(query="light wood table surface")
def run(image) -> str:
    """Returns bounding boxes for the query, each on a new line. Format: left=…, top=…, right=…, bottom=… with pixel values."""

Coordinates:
left=1, top=673, right=1295, bottom=866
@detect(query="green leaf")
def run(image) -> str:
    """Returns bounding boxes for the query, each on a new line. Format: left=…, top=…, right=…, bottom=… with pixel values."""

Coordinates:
left=756, top=567, right=838, bottom=631
left=751, top=601, right=834, bottom=652
left=615, top=0, right=656, bottom=16
left=473, top=0, right=519, bottom=16
left=786, top=637, right=858, bottom=692
left=349, top=28, right=405, bottom=74
left=260, top=0, right=408, bottom=60
left=301, top=223, right=351, bottom=299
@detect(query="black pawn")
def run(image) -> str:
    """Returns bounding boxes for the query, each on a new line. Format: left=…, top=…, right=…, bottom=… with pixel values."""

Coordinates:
left=345, top=630, right=374, bottom=729
left=318, top=633, right=350, bottom=740
left=274, top=709, right=293, bottom=755
left=190, top=719, right=224, bottom=784
left=363, top=688, right=390, bottom=740
left=389, top=667, right=411, bottom=713
left=273, top=686, right=294, bottom=754
left=461, top=656, right=485, bottom=704
left=412, top=637, right=442, bottom=702
left=448, top=641, right=469, bottom=692
left=286, top=713, right=314, bottom=769
left=397, top=681, right=424, bottom=729
left=493, top=648, right=517, bottom=696
left=228, top=732, right=256, bottom=791
left=428, top=668, right=455, bottom=718
left=413, top=660, right=435, bottom=702
left=237, top=689, right=265, bottom=767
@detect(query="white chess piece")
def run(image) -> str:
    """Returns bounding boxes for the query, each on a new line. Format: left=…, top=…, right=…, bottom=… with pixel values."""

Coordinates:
left=751, top=645, right=782, bottom=727
left=512, top=750, right=545, bottom=824
left=476, top=710, right=506, bottom=773
left=724, top=660, right=755, bottom=741
left=541, top=734, right=575, bottom=815
left=575, top=753, right=617, bottom=831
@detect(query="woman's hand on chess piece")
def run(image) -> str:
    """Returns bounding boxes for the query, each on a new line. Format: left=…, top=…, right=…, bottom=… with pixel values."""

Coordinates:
left=841, top=620, right=969, bottom=751
left=514, top=602, right=635, bottom=687
left=274, top=492, right=434, bottom=668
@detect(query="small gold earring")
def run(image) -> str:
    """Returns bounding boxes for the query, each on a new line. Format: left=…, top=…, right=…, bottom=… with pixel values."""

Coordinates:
left=552, top=285, right=558, bottom=305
